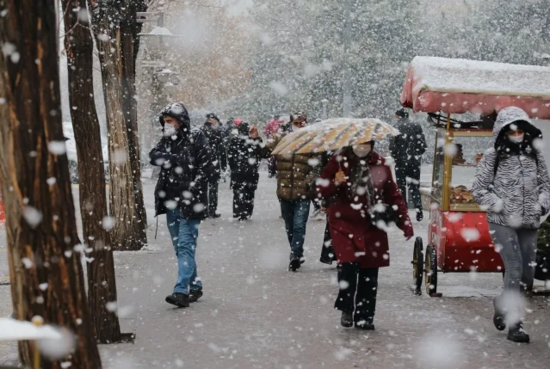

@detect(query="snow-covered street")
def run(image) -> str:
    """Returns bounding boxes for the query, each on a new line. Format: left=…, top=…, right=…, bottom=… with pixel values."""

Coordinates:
left=2, top=173, right=550, bottom=368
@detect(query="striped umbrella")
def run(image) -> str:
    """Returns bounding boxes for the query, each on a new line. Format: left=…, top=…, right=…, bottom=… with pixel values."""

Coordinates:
left=271, top=118, right=399, bottom=156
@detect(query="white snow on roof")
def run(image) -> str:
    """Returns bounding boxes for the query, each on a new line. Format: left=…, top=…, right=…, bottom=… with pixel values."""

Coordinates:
left=410, top=56, right=550, bottom=99
left=148, top=27, right=174, bottom=36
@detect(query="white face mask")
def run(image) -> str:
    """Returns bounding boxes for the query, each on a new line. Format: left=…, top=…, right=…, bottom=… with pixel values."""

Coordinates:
left=353, top=144, right=372, bottom=158
left=164, top=124, right=177, bottom=137
left=508, top=134, right=525, bottom=143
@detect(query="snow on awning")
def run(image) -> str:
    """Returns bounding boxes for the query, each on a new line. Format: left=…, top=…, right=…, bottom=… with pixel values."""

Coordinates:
left=400, top=56, right=550, bottom=119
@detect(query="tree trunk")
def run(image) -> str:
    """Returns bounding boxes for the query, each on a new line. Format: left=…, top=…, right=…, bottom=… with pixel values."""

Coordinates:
left=0, top=1, right=102, bottom=368
left=89, top=0, right=148, bottom=251
left=61, top=0, right=122, bottom=343
left=120, top=0, right=148, bottom=247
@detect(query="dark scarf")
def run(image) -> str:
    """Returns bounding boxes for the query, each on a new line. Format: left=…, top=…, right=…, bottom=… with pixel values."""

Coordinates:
left=496, top=135, right=536, bottom=160
left=347, top=154, right=376, bottom=212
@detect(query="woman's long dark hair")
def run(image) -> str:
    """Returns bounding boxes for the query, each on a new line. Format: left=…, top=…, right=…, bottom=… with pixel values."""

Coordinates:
left=495, top=121, right=540, bottom=159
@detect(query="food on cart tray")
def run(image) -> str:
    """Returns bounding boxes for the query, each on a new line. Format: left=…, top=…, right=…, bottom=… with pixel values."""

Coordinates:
left=451, top=185, right=476, bottom=204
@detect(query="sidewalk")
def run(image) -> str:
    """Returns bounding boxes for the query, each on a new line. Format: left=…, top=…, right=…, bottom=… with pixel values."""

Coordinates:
left=1, top=174, right=549, bottom=368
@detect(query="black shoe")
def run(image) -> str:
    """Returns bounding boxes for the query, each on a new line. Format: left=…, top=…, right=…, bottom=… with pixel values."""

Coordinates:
left=165, top=293, right=190, bottom=308
left=320, top=256, right=334, bottom=265
left=416, top=209, right=424, bottom=222
left=355, top=320, right=375, bottom=331
left=493, top=297, right=506, bottom=331
left=289, top=257, right=301, bottom=272
left=507, top=322, right=530, bottom=343
left=189, top=288, right=203, bottom=303
left=341, top=311, right=353, bottom=328
left=210, top=213, right=221, bottom=219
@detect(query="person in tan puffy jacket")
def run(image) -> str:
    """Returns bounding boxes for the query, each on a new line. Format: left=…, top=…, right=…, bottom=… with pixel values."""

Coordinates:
left=262, top=112, right=322, bottom=271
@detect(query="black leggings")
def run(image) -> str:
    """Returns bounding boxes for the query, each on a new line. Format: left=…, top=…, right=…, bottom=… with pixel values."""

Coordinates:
left=335, top=263, right=379, bottom=324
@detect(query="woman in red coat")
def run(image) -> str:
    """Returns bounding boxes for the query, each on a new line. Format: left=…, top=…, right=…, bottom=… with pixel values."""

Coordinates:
left=317, top=142, right=414, bottom=330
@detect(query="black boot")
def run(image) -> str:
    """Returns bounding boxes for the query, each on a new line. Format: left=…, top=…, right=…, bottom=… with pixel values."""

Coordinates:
left=189, top=288, right=203, bottom=303
left=493, top=297, right=506, bottom=331
left=288, top=257, right=301, bottom=272
left=165, top=293, right=190, bottom=308
left=416, top=209, right=424, bottom=222
left=355, top=319, right=375, bottom=331
left=507, top=322, right=530, bottom=343
left=341, top=311, right=353, bottom=328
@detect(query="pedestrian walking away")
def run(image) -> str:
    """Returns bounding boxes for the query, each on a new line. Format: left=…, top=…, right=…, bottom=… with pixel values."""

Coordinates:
left=317, top=142, right=413, bottom=330
left=149, top=102, right=214, bottom=308
left=264, top=115, right=285, bottom=179
left=263, top=112, right=323, bottom=272
left=228, top=122, right=263, bottom=220
left=201, top=113, right=227, bottom=218
left=472, top=106, right=550, bottom=343
left=389, top=108, right=427, bottom=222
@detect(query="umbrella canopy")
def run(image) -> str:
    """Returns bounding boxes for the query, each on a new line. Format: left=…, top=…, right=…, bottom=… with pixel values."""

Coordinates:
left=400, top=56, right=550, bottom=119
left=271, top=118, right=399, bottom=156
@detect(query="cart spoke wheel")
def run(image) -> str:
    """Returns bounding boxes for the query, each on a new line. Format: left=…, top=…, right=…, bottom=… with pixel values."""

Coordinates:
left=412, top=237, right=424, bottom=295
left=424, top=245, right=438, bottom=296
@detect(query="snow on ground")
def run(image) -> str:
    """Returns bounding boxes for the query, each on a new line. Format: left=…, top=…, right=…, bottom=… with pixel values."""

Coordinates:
left=1, top=172, right=550, bottom=368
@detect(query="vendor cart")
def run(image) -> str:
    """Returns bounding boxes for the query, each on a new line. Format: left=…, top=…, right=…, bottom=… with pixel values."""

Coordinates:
left=400, top=56, right=550, bottom=296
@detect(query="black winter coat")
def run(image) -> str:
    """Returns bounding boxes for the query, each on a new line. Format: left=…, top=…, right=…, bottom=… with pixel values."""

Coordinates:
left=200, top=124, right=227, bottom=180
left=228, top=133, right=263, bottom=188
left=389, top=119, right=427, bottom=167
left=149, top=130, right=214, bottom=220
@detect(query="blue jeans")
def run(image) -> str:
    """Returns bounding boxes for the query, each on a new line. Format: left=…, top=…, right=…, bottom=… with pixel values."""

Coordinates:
left=166, top=209, right=202, bottom=295
left=280, top=200, right=311, bottom=259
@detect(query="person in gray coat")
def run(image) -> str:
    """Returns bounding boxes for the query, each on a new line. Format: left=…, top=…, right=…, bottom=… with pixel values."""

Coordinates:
left=473, top=106, right=550, bottom=343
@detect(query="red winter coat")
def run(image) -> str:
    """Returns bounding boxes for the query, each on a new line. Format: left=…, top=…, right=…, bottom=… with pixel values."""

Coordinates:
left=317, top=150, right=413, bottom=268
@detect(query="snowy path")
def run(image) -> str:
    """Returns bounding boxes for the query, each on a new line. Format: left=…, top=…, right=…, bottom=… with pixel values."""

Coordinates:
left=1, top=173, right=550, bottom=368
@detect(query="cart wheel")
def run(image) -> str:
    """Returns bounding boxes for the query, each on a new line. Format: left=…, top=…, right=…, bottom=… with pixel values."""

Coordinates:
left=425, top=245, right=438, bottom=296
left=412, top=237, right=424, bottom=295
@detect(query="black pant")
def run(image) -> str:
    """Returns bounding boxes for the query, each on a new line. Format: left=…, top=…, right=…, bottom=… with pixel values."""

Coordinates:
left=335, top=263, right=379, bottom=324
left=232, top=180, right=256, bottom=220
left=320, top=219, right=337, bottom=264
left=208, top=179, right=219, bottom=216
left=395, top=163, right=422, bottom=210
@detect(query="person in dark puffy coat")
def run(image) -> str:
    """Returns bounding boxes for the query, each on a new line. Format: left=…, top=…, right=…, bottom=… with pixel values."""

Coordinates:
left=389, top=108, right=427, bottom=221
left=149, top=102, right=214, bottom=308
left=263, top=112, right=323, bottom=272
left=228, top=122, right=263, bottom=220
left=201, top=113, right=227, bottom=218
left=473, top=106, right=550, bottom=343
left=317, top=143, right=413, bottom=330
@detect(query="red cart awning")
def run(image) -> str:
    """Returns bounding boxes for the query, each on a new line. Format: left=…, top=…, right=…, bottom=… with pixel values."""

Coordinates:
left=400, top=57, right=550, bottom=119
